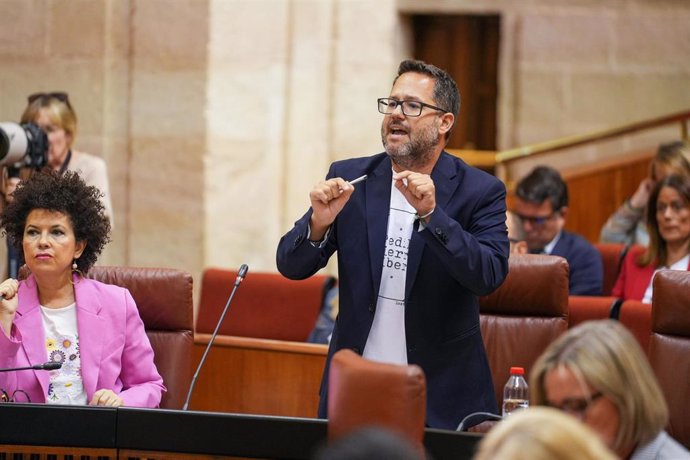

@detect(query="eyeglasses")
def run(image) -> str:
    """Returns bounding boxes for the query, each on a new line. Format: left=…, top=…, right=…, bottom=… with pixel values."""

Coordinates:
left=513, top=211, right=559, bottom=227
left=0, top=388, right=31, bottom=403
left=547, top=391, right=603, bottom=420
left=27, top=92, right=73, bottom=110
left=377, top=98, right=447, bottom=117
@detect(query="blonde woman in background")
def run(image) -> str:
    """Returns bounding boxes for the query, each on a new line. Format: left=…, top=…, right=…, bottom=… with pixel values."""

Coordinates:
left=3, top=92, right=113, bottom=277
left=474, top=407, right=616, bottom=460
left=530, top=320, right=689, bottom=459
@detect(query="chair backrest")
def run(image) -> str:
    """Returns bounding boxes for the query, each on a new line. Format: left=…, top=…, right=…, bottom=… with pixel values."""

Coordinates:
left=327, top=349, right=426, bottom=457
left=568, top=295, right=620, bottom=329
left=594, top=242, right=628, bottom=296
left=196, top=268, right=332, bottom=342
left=18, top=265, right=194, bottom=409
left=88, top=266, right=194, bottom=410
left=649, top=270, right=690, bottom=448
left=617, top=299, right=652, bottom=352
left=479, top=254, right=569, bottom=406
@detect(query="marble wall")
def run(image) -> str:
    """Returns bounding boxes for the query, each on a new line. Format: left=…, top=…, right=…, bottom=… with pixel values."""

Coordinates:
left=1, top=0, right=689, bottom=297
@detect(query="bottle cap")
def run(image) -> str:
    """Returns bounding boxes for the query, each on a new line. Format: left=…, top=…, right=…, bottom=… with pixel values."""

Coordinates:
left=510, top=367, right=525, bottom=375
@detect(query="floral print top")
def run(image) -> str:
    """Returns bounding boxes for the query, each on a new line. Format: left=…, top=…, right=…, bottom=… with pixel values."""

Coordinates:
left=40, top=303, right=87, bottom=405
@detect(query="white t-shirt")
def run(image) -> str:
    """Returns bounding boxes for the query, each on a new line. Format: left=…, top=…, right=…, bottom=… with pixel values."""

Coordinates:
left=642, top=254, right=690, bottom=304
left=40, top=303, right=87, bottom=405
left=363, top=179, right=416, bottom=364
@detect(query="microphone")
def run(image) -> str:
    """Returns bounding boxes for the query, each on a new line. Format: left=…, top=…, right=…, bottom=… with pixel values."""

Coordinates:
left=182, top=263, right=249, bottom=411
left=0, top=361, right=62, bottom=373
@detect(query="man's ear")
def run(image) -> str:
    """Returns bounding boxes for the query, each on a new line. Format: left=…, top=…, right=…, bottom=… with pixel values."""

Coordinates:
left=559, top=206, right=569, bottom=220
left=438, top=113, right=455, bottom=136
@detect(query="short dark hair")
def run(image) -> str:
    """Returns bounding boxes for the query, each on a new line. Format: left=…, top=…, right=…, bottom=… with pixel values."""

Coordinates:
left=395, top=59, right=460, bottom=122
left=515, top=165, right=569, bottom=211
left=1, top=170, right=111, bottom=273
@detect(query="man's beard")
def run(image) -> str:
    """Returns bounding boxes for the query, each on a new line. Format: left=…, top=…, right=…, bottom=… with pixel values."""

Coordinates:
left=381, top=120, right=440, bottom=170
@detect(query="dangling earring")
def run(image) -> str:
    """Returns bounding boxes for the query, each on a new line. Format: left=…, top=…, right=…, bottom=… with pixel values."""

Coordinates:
left=71, top=258, right=83, bottom=280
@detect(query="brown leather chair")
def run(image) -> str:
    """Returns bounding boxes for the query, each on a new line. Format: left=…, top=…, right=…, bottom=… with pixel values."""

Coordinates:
left=568, top=295, right=621, bottom=329
left=594, top=242, right=628, bottom=296
left=617, top=299, right=652, bottom=352
left=19, top=265, right=194, bottom=409
left=86, top=266, right=194, bottom=410
left=196, top=267, right=334, bottom=342
left=480, top=254, right=569, bottom=406
left=648, top=270, right=690, bottom=448
left=327, top=349, right=426, bottom=457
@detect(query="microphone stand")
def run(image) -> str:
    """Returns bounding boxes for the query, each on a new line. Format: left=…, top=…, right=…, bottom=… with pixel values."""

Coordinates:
left=182, top=264, right=249, bottom=411
left=0, top=362, right=62, bottom=372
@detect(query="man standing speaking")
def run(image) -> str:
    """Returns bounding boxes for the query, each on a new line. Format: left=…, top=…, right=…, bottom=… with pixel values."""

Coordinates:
left=277, top=60, right=509, bottom=429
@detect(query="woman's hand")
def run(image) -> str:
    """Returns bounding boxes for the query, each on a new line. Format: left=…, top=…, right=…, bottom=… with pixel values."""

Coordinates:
left=90, top=389, right=124, bottom=407
left=0, top=278, right=19, bottom=337
left=629, top=177, right=655, bottom=209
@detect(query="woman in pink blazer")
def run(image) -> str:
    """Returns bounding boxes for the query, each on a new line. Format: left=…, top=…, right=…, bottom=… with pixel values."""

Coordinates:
left=612, top=174, right=690, bottom=303
left=0, top=171, right=164, bottom=407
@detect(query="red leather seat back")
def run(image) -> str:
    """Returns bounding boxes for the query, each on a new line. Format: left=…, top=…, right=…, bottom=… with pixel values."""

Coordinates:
left=568, top=296, right=619, bottom=328
left=618, top=300, right=652, bottom=352
left=19, top=265, right=194, bottom=409
left=196, top=268, right=331, bottom=342
left=649, top=270, right=690, bottom=448
left=594, top=243, right=627, bottom=296
left=480, top=254, right=569, bottom=406
left=327, top=349, right=426, bottom=457
left=87, top=266, right=194, bottom=410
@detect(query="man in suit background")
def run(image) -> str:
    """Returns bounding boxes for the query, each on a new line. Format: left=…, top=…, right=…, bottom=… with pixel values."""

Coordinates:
left=512, top=165, right=603, bottom=296
left=276, top=59, right=509, bottom=429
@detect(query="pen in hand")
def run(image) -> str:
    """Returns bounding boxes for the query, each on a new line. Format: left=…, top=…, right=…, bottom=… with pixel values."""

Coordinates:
left=348, top=174, right=367, bottom=186
left=338, top=174, right=367, bottom=193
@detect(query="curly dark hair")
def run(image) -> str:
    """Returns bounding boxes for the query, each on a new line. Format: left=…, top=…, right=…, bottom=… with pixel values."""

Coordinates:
left=1, top=170, right=111, bottom=273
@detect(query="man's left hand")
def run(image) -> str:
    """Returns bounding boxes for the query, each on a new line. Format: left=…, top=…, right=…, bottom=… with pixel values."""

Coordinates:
left=393, top=171, right=436, bottom=223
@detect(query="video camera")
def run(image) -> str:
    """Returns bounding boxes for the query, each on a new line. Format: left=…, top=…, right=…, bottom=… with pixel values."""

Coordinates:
left=0, top=122, right=48, bottom=174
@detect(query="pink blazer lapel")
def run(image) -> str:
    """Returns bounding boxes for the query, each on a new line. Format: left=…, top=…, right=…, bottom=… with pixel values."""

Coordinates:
left=16, top=278, right=50, bottom=398
left=74, top=277, right=106, bottom=400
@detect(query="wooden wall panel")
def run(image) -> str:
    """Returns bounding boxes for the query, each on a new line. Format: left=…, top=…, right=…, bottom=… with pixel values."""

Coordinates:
left=189, top=335, right=327, bottom=418
left=563, top=150, right=653, bottom=243
left=507, top=149, right=654, bottom=244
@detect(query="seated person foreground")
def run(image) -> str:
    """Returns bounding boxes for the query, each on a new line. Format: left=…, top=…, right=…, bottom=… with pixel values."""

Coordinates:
left=0, top=171, right=164, bottom=407
left=473, top=406, right=617, bottom=460
left=530, top=320, right=690, bottom=459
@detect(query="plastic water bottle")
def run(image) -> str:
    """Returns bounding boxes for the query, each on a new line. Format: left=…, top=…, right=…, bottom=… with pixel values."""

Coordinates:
left=502, top=366, right=529, bottom=416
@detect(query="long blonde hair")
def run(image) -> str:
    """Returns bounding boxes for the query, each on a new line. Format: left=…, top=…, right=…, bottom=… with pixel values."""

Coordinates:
left=530, top=320, right=668, bottom=453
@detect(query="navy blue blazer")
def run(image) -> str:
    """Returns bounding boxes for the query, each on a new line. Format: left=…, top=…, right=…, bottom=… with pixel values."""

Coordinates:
left=551, top=231, right=603, bottom=296
left=276, top=151, right=509, bottom=429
